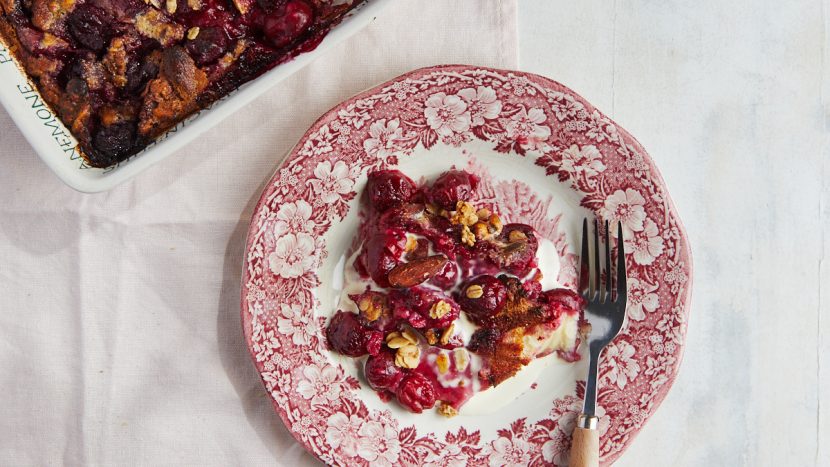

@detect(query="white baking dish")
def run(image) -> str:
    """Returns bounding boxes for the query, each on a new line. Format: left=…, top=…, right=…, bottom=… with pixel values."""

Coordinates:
left=0, top=0, right=389, bottom=192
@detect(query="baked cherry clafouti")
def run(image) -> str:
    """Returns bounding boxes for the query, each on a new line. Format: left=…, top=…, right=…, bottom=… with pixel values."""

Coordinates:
left=0, top=0, right=364, bottom=167
left=325, top=169, right=588, bottom=417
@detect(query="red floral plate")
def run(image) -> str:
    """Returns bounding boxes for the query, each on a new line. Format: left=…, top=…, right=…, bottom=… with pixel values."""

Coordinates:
left=241, top=65, right=692, bottom=466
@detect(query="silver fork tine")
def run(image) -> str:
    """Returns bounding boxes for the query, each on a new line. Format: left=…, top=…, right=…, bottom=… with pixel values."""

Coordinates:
left=573, top=218, right=629, bottom=462
left=592, top=219, right=600, bottom=302
left=604, top=220, right=611, bottom=303
left=580, top=218, right=590, bottom=298
left=617, top=221, right=627, bottom=303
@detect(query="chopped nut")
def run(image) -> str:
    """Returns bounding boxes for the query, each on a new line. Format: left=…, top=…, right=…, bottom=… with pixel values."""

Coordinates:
left=388, top=255, right=448, bottom=288
left=472, top=221, right=490, bottom=240
left=41, top=32, right=68, bottom=49
left=436, top=352, right=450, bottom=374
left=451, top=201, right=479, bottom=226
left=405, top=235, right=418, bottom=252
left=460, top=225, right=476, bottom=247
left=135, top=9, right=185, bottom=46
left=509, top=230, right=528, bottom=242
left=231, top=0, right=254, bottom=14
left=386, top=336, right=411, bottom=349
left=426, top=203, right=449, bottom=217
left=358, top=296, right=383, bottom=322
left=165, top=0, right=176, bottom=14
left=438, top=402, right=458, bottom=418
left=429, top=300, right=451, bottom=319
left=476, top=208, right=491, bottom=220
left=394, top=344, right=420, bottom=369
left=439, top=323, right=455, bottom=345
left=102, top=38, right=128, bottom=87
left=402, top=328, right=419, bottom=344
left=218, top=40, right=247, bottom=69
left=503, top=241, right=528, bottom=256
left=187, top=26, right=200, bottom=40
left=425, top=329, right=438, bottom=345
left=465, top=284, right=484, bottom=299
left=187, top=0, right=202, bottom=9
left=386, top=331, right=415, bottom=349
left=489, top=214, right=503, bottom=234
left=363, top=307, right=382, bottom=322
left=453, top=348, right=469, bottom=371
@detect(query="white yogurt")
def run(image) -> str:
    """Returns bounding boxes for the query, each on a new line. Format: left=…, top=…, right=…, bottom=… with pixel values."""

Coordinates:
left=536, top=238, right=563, bottom=290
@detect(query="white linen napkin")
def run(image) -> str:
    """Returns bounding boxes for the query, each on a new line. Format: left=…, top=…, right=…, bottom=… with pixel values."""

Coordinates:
left=0, top=1, right=517, bottom=464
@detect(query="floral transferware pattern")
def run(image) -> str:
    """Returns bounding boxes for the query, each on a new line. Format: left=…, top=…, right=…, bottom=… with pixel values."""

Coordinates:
left=242, top=65, right=692, bottom=466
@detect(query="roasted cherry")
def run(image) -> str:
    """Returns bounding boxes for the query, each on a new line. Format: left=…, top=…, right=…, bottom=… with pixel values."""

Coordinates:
left=365, top=331, right=383, bottom=356
left=124, top=60, right=158, bottom=96
left=92, top=122, right=136, bottom=161
left=425, top=229, right=457, bottom=259
left=326, top=311, right=378, bottom=357
left=186, top=27, right=230, bottom=66
left=522, top=279, right=542, bottom=299
left=541, top=288, right=585, bottom=317
left=364, top=351, right=404, bottom=391
left=426, top=170, right=479, bottom=211
left=388, top=287, right=459, bottom=329
left=366, top=170, right=418, bottom=212
left=255, top=0, right=279, bottom=12
left=65, top=78, right=88, bottom=98
left=377, top=203, right=427, bottom=233
left=263, top=0, right=314, bottom=48
left=467, top=327, right=500, bottom=355
left=428, top=260, right=458, bottom=289
left=457, top=275, right=507, bottom=324
left=395, top=372, right=436, bottom=413
left=360, top=229, right=406, bottom=287
left=350, top=290, right=396, bottom=332
left=498, top=223, right=539, bottom=277
left=67, top=5, right=113, bottom=52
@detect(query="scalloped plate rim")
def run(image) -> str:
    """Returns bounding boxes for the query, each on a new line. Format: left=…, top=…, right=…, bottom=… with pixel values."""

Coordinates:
left=240, top=64, right=693, bottom=466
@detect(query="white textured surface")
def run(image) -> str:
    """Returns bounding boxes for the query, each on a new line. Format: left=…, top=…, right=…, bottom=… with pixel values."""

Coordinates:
left=1, top=0, right=827, bottom=465
left=520, top=0, right=829, bottom=465
left=0, top=1, right=517, bottom=465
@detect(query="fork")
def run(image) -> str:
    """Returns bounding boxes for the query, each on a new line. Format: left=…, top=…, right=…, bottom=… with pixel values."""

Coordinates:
left=569, top=219, right=628, bottom=467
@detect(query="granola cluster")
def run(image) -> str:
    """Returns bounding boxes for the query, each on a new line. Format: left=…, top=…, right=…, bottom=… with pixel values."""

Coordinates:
left=439, top=200, right=504, bottom=247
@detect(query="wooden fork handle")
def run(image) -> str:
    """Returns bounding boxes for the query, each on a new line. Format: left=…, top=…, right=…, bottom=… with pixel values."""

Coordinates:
left=569, top=415, right=599, bottom=467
